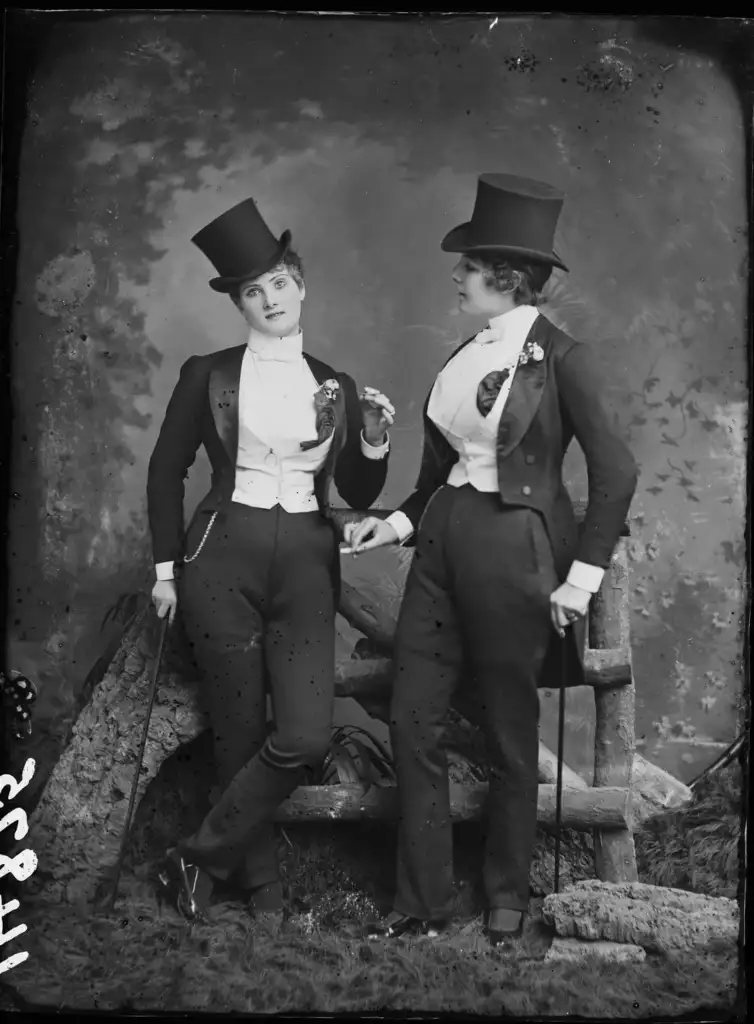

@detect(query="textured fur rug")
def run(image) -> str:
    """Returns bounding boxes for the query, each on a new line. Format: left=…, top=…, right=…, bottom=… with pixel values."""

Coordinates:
left=4, top=760, right=742, bottom=1016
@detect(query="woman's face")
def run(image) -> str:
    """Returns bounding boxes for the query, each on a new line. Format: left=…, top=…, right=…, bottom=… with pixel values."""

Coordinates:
left=451, top=255, right=513, bottom=318
left=236, top=265, right=305, bottom=337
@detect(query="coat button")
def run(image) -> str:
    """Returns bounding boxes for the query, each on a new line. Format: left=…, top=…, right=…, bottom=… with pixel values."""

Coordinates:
left=522, top=485, right=532, bottom=496
left=525, top=454, right=535, bottom=465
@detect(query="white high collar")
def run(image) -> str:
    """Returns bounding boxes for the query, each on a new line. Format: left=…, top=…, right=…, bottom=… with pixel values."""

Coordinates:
left=482, top=304, right=539, bottom=343
left=246, top=328, right=303, bottom=363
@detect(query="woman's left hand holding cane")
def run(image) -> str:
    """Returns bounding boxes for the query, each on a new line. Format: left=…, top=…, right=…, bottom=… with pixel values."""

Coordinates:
left=550, top=581, right=591, bottom=638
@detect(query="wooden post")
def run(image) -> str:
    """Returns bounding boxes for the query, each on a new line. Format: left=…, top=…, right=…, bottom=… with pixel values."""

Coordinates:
left=589, top=539, right=639, bottom=883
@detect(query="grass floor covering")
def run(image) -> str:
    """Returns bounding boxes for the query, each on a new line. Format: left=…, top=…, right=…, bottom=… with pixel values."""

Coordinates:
left=2, top=759, right=743, bottom=1017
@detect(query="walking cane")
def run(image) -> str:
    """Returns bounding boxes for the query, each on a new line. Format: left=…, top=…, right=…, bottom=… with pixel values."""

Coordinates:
left=106, top=614, right=170, bottom=911
left=553, top=632, right=568, bottom=894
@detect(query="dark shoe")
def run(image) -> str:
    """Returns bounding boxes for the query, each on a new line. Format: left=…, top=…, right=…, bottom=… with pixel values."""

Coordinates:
left=157, top=848, right=214, bottom=922
left=486, top=908, right=524, bottom=949
left=367, top=911, right=447, bottom=940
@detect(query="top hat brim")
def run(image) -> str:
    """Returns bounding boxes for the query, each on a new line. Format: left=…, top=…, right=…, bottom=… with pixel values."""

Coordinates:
left=208, top=230, right=292, bottom=292
left=441, top=223, right=569, bottom=272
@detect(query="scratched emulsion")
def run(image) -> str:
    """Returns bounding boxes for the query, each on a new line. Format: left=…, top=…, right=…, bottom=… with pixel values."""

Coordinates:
left=7, top=15, right=747, bottom=785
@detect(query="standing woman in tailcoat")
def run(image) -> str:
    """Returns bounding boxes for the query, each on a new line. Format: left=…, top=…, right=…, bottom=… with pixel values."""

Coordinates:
left=147, top=197, right=396, bottom=921
left=346, top=175, right=638, bottom=946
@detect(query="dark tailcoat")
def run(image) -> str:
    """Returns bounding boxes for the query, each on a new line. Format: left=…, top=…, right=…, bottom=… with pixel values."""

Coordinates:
left=147, top=344, right=388, bottom=583
left=397, top=313, right=638, bottom=687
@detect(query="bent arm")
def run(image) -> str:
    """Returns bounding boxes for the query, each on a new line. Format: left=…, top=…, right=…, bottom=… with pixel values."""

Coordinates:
left=556, top=343, right=639, bottom=579
left=146, top=355, right=207, bottom=568
left=332, top=372, right=389, bottom=509
left=385, top=416, right=455, bottom=546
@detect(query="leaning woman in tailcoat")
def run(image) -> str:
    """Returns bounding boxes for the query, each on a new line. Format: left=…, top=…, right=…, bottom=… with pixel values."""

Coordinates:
left=346, top=174, right=638, bottom=947
left=147, top=197, right=395, bottom=921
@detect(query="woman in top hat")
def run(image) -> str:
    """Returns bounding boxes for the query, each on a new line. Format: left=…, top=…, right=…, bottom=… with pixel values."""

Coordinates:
left=345, top=174, right=638, bottom=946
left=147, top=197, right=396, bottom=922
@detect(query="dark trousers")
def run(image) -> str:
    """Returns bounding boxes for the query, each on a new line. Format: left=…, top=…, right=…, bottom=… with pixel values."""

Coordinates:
left=390, top=484, right=558, bottom=919
left=176, top=502, right=337, bottom=885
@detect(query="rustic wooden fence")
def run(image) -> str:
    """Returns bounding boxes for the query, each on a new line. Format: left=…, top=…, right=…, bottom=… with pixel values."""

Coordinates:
left=297, top=503, right=638, bottom=885
left=24, top=502, right=667, bottom=904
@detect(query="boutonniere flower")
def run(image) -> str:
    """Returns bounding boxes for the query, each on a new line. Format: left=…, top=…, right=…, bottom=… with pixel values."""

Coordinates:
left=518, top=340, right=545, bottom=366
left=302, top=378, right=340, bottom=450
left=315, top=378, right=340, bottom=406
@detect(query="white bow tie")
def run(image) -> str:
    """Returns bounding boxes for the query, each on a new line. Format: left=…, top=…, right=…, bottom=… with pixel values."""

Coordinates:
left=252, top=349, right=300, bottom=364
left=474, top=327, right=510, bottom=346
left=248, top=333, right=303, bottom=364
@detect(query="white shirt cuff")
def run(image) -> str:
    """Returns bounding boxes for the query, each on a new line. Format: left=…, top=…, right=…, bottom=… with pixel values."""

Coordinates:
left=385, top=510, right=414, bottom=545
left=360, top=429, right=390, bottom=460
left=566, top=560, right=605, bottom=594
left=155, top=561, right=176, bottom=582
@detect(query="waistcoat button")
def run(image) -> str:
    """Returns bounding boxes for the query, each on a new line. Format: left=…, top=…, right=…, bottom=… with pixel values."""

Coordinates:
left=522, top=485, right=532, bottom=496
left=525, top=454, right=535, bottom=465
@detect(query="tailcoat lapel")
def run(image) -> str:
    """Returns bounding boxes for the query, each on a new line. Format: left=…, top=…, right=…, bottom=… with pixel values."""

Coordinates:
left=495, top=314, right=551, bottom=459
left=208, top=344, right=245, bottom=465
left=207, top=346, right=348, bottom=471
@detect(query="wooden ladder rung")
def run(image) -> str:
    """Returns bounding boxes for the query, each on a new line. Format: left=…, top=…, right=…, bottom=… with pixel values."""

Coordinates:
left=275, top=782, right=632, bottom=831
left=332, top=650, right=634, bottom=700
left=579, top=648, right=633, bottom=689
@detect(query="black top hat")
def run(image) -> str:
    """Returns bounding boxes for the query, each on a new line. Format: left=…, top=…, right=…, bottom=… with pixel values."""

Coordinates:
left=441, top=174, right=569, bottom=272
left=192, top=198, right=292, bottom=293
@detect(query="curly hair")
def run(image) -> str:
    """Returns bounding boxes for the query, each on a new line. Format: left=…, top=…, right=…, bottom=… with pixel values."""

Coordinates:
left=476, top=254, right=553, bottom=307
left=230, top=249, right=305, bottom=303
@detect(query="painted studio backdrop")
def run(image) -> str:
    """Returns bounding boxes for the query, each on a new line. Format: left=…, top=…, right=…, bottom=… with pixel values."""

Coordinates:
left=7, top=14, right=748, bottom=790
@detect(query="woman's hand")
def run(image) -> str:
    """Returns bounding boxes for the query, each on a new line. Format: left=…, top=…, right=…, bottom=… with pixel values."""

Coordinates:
left=152, top=580, right=178, bottom=624
left=550, top=581, right=591, bottom=638
left=342, top=516, right=399, bottom=555
left=359, top=386, right=395, bottom=446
